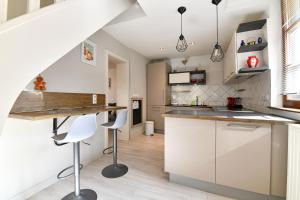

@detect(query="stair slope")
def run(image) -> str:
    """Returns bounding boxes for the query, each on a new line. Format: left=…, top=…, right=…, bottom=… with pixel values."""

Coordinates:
left=0, top=0, right=135, bottom=132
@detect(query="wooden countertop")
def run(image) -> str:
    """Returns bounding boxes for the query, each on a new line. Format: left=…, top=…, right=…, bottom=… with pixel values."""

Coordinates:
left=163, top=110, right=298, bottom=125
left=9, top=105, right=127, bottom=120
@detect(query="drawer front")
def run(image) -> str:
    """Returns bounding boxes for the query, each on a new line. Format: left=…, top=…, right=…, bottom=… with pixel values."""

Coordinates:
left=216, top=121, right=271, bottom=195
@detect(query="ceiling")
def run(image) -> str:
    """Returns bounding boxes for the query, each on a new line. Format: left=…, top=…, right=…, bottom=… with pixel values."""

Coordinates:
left=104, top=0, right=272, bottom=59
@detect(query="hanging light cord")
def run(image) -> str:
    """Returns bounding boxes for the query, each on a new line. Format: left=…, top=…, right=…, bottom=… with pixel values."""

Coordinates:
left=180, top=13, right=183, bottom=36
left=216, top=5, right=219, bottom=44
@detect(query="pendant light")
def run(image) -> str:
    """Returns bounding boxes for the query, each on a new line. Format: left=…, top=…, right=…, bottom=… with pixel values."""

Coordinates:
left=176, top=6, right=188, bottom=52
left=210, top=0, right=224, bottom=62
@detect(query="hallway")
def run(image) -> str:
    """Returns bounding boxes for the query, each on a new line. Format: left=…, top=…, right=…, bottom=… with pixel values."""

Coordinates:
left=29, top=134, right=233, bottom=200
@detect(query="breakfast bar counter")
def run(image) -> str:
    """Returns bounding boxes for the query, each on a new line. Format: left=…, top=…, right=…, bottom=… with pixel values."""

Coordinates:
left=9, top=105, right=127, bottom=120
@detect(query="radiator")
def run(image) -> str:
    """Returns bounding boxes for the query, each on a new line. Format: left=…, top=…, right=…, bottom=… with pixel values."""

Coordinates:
left=287, top=124, right=300, bottom=200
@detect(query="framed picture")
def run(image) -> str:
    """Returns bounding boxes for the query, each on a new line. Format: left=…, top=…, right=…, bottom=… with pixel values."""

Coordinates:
left=81, top=40, right=96, bottom=66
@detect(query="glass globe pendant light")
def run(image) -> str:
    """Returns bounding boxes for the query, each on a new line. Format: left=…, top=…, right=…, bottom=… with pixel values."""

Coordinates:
left=176, top=6, right=188, bottom=52
left=210, top=0, right=224, bottom=62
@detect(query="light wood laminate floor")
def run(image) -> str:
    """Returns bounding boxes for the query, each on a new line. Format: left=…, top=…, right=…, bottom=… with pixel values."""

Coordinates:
left=29, top=134, right=234, bottom=200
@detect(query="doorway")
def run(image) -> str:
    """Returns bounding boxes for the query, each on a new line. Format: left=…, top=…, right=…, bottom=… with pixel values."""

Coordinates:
left=105, top=51, right=130, bottom=148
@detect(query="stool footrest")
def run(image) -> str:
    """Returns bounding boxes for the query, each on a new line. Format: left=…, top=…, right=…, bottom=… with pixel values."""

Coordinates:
left=102, top=146, right=113, bottom=154
left=57, top=163, right=83, bottom=180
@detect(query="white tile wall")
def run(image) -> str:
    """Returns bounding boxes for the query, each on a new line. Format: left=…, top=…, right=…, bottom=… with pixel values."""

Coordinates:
left=171, top=85, right=237, bottom=106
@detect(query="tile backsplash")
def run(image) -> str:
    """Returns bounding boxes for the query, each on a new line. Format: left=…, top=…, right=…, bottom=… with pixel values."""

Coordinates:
left=171, top=85, right=237, bottom=106
left=237, top=71, right=271, bottom=113
left=169, top=55, right=271, bottom=112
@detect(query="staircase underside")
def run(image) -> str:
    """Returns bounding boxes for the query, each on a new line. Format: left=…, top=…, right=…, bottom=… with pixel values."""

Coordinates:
left=0, top=0, right=136, bottom=133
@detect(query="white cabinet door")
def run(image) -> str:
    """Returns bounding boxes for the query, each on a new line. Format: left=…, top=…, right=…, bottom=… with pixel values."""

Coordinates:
left=165, top=118, right=216, bottom=183
left=169, top=72, right=190, bottom=84
left=216, top=121, right=271, bottom=195
left=224, top=33, right=237, bottom=83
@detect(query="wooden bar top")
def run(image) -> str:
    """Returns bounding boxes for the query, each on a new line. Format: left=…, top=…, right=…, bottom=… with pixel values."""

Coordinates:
left=9, top=105, right=127, bottom=120
left=163, top=110, right=298, bottom=125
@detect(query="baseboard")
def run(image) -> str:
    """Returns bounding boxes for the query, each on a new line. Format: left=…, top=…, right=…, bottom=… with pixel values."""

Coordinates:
left=169, top=174, right=285, bottom=200
left=9, top=176, right=58, bottom=200
left=154, top=129, right=164, bottom=134
left=9, top=156, right=101, bottom=200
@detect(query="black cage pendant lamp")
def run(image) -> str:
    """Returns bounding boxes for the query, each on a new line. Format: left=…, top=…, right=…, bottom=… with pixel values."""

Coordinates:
left=210, top=0, right=224, bottom=62
left=176, top=6, right=188, bottom=52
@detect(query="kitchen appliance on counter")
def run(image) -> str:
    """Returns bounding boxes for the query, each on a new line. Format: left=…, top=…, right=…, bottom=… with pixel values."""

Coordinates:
left=227, top=97, right=243, bottom=110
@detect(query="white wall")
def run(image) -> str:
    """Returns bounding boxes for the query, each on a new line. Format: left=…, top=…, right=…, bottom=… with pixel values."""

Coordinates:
left=129, top=51, right=148, bottom=137
left=266, top=0, right=283, bottom=108
left=0, top=29, right=147, bottom=200
left=238, top=0, right=282, bottom=113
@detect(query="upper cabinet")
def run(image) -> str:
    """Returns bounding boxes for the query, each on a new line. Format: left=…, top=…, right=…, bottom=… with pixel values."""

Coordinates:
left=224, top=19, right=269, bottom=84
left=169, top=72, right=190, bottom=84
left=168, top=70, right=206, bottom=85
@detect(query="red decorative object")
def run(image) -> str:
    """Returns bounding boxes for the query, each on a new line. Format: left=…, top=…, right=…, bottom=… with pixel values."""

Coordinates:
left=247, top=56, right=259, bottom=68
left=34, top=75, right=46, bottom=91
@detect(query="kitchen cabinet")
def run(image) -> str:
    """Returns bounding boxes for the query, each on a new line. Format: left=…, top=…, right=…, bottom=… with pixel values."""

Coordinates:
left=147, top=106, right=165, bottom=132
left=169, top=72, right=190, bottom=84
left=165, top=118, right=216, bottom=183
left=147, top=61, right=170, bottom=132
left=223, top=33, right=237, bottom=83
left=216, top=121, right=271, bottom=195
left=168, top=70, right=206, bottom=85
left=147, top=61, right=170, bottom=106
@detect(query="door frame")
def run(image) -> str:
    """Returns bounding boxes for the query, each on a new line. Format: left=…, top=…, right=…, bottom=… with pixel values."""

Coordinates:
left=104, top=50, right=130, bottom=148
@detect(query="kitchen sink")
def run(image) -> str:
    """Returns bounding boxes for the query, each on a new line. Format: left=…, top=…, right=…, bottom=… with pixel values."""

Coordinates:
left=169, top=104, right=214, bottom=112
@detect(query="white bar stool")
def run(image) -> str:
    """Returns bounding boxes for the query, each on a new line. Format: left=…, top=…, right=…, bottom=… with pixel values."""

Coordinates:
left=101, top=110, right=128, bottom=178
left=52, top=114, right=98, bottom=200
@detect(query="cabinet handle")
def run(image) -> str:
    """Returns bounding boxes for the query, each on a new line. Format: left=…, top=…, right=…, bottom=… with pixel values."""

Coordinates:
left=162, top=89, right=165, bottom=103
left=152, top=106, right=161, bottom=111
left=227, top=123, right=260, bottom=130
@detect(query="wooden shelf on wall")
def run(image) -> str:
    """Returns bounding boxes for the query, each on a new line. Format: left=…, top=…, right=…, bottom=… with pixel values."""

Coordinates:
left=237, top=19, right=267, bottom=33
left=238, top=42, right=268, bottom=53
left=238, top=66, right=269, bottom=74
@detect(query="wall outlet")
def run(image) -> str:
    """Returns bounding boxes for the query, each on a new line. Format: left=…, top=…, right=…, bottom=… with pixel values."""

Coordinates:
left=92, top=94, right=97, bottom=104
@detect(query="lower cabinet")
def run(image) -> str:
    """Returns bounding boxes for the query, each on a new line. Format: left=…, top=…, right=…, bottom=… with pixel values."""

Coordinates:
left=216, top=121, right=271, bottom=195
left=165, top=118, right=216, bottom=183
left=147, top=106, right=166, bottom=132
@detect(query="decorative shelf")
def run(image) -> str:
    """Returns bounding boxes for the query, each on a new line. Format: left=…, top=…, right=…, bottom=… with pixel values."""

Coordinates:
left=238, top=42, right=268, bottom=53
left=237, top=19, right=267, bottom=33
left=238, top=66, right=269, bottom=74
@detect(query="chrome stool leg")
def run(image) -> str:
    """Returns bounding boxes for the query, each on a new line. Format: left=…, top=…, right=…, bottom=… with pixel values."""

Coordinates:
left=62, top=142, right=97, bottom=200
left=102, top=129, right=128, bottom=178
